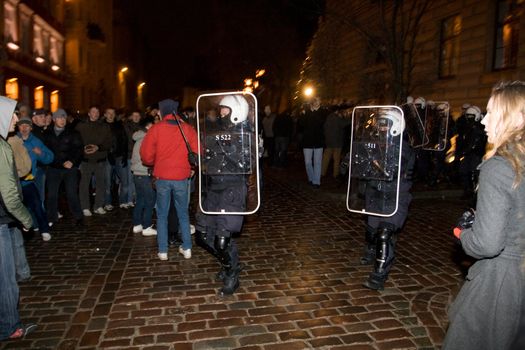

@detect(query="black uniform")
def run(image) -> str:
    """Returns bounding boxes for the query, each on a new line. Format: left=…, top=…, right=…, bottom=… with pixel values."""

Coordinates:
left=361, top=137, right=415, bottom=290
left=195, top=118, right=251, bottom=296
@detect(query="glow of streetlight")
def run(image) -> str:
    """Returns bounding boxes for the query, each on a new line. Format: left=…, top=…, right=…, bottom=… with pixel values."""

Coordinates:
left=244, top=78, right=253, bottom=86
left=255, top=69, right=265, bottom=78
left=303, top=86, right=315, bottom=98
left=138, top=82, right=146, bottom=89
left=120, top=67, right=128, bottom=73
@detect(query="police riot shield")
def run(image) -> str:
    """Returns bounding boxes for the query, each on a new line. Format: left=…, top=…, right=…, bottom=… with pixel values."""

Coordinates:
left=400, top=103, right=426, bottom=148
left=422, top=101, right=449, bottom=151
left=346, top=106, right=404, bottom=217
left=196, top=91, right=260, bottom=215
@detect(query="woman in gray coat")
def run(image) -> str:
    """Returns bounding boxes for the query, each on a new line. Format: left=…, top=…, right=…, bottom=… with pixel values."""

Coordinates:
left=442, top=81, right=525, bottom=349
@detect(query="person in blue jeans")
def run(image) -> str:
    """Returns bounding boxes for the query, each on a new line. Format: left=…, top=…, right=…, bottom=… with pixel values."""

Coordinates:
left=130, top=117, right=156, bottom=236
left=140, top=99, right=198, bottom=261
left=17, top=116, right=54, bottom=241
left=0, top=96, right=37, bottom=340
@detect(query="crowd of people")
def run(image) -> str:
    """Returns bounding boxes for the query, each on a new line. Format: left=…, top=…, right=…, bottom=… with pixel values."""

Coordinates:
left=0, top=85, right=523, bottom=348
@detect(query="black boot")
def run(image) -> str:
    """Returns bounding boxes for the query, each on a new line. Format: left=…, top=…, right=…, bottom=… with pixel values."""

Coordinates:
left=220, top=264, right=241, bottom=296
left=363, top=224, right=396, bottom=291
left=360, top=225, right=377, bottom=265
left=216, top=262, right=244, bottom=281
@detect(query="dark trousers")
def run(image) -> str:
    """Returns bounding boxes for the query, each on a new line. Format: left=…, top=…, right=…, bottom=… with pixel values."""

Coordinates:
left=46, top=167, right=83, bottom=222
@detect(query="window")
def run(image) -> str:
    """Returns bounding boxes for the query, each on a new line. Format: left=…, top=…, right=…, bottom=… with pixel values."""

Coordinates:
left=50, top=90, right=59, bottom=112
left=34, top=86, right=44, bottom=109
left=439, top=15, right=462, bottom=78
left=4, top=2, right=18, bottom=43
left=494, top=0, right=524, bottom=70
left=5, top=78, right=19, bottom=100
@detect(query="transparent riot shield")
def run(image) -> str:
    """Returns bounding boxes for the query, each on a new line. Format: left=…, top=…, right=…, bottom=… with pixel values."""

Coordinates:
left=422, top=101, right=449, bottom=151
left=196, top=92, right=260, bottom=215
left=400, top=103, right=426, bottom=148
left=346, top=106, right=403, bottom=217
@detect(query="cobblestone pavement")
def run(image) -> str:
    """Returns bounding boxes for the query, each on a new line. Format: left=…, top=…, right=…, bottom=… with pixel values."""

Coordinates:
left=1, top=161, right=469, bottom=350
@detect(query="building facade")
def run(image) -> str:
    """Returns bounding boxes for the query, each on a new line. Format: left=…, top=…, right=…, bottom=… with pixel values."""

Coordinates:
left=302, top=0, right=525, bottom=115
left=0, top=0, right=67, bottom=111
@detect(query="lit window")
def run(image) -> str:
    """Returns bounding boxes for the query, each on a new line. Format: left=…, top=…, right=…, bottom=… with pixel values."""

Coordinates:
left=50, top=90, right=59, bottom=112
left=494, top=0, right=524, bottom=70
left=5, top=78, right=19, bottom=100
left=4, top=2, right=18, bottom=43
left=34, top=86, right=44, bottom=109
left=33, top=24, right=43, bottom=57
left=439, top=15, right=462, bottom=78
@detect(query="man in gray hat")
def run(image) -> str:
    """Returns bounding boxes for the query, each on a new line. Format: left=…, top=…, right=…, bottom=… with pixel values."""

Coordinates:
left=45, top=109, right=84, bottom=226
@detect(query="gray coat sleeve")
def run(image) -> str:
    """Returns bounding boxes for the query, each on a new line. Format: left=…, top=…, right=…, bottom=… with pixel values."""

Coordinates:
left=460, top=157, right=513, bottom=259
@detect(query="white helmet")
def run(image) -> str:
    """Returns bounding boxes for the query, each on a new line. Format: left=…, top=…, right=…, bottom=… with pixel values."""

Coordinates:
left=414, top=97, right=426, bottom=109
left=465, top=106, right=481, bottom=121
left=436, top=103, right=448, bottom=112
left=462, top=103, right=471, bottom=110
left=379, top=108, right=405, bottom=137
left=406, top=96, right=414, bottom=104
left=219, top=95, right=249, bottom=124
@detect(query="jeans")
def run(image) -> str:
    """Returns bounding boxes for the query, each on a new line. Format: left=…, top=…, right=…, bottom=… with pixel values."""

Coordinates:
left=156, top=179, right=191, bottom=253
left=46, top=167, right=83, bottom=221
left=105, top=158, right=129, bottom=206
left=126, top=160, right=135, bottom=203
left=11, top=226, right=30, bottom=281
left=0, top=224, right=22, bottom=340
left=133, top=175, right=155, bottom=228
left=22, top=183, right=49, bottom=233
left=34, top=167, right=46, bottom=206
left=79, top=161, right=106, bottom=210
left=303, top=148, right=323, bottom=185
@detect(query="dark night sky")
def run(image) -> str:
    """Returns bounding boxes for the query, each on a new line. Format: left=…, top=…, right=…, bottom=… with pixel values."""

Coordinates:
left=125, top=0, right=322, bottom=105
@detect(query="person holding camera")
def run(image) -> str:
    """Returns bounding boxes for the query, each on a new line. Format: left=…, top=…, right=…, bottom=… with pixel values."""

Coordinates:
left=443, top=81, right=525, bottom=350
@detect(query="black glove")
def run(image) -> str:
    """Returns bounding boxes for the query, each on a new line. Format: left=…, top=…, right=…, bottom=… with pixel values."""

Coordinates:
left=453, top=208, right=475, bottom=241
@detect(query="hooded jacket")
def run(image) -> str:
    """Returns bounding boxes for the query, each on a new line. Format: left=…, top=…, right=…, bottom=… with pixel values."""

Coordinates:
left=131, top=129, right=149, bottom=176
left=140, top=114, right=198, bottom=180
left=17, top=132, right=54, bottom=186
left=0, top=96, right=33, bottom=228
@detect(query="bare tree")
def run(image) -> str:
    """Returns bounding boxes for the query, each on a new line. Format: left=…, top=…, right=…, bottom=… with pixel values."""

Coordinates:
left=304, top=0, right=431, bottom=104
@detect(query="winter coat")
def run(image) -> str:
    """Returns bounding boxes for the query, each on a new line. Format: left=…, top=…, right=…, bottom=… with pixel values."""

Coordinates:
left=140, top=114, right=198, bottom=181
left=442, top=156, right=525, bottom=350
left=0, top=97, right=32, bottom=228
left=298, top=108, right=328, bottom=148
left=75, top=119, right=112, bottom=162
left=44, top=126, right=84, bottom=169
left=18, top=132, right=54, bottom=186
left=124, top=120, right=141, bottom=157
left=106, top=120, right=128, bottom=163
left=323, top=112, right=350, bottom=148
left=130, top=130, right=149, bottom=176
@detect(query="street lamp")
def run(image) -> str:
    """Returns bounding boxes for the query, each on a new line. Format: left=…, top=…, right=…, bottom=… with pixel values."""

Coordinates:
left=137, top=82, right=146, bottom=110
left=118, top=66, right=129, bottom=108
left=303, top=86, right=315, bottom=98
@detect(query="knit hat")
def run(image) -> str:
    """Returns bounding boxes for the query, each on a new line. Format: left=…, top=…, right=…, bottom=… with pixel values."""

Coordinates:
left=158, top=99, right=179, bottom=118
left=52, top=108, right=67, bottom=120
left=32, top=108, right=46, bottom=116
left=17, top=116, right=32, bottom=126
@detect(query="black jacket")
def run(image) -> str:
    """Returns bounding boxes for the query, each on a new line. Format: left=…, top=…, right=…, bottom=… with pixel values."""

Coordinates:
left=107, top=120, right=128, bottom=163
left=44, top=126, right=84, bottom=168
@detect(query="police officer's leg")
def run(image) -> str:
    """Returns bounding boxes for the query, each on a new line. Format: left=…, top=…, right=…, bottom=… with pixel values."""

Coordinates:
left=360, top=223, right=377, bottom=265
left=363, top=222, right=396, bottom=290
left=214, top=229, right=242, bottom=295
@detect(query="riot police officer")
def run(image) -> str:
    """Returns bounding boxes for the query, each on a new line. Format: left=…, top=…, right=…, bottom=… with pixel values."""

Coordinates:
left=195, top=93, right=258, bottom=296
left=352, top=108, right=415, bottom=290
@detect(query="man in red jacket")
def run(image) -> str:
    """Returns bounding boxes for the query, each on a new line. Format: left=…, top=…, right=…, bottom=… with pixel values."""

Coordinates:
left=140, top=99, right=198, bottom=261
